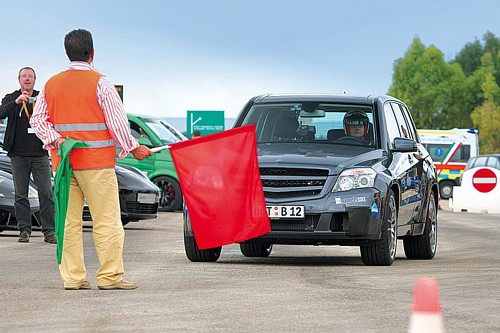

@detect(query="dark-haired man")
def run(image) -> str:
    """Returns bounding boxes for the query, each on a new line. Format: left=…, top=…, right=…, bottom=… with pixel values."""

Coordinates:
left=0, top=67, right=55, bottom=244
left=31, top=29, right=152, bottom=290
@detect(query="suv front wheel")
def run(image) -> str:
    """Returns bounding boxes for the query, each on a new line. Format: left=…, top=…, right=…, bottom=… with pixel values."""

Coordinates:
left=360, top=190, right=398, bottom=266
left=184, top=234, right=222, bottom=262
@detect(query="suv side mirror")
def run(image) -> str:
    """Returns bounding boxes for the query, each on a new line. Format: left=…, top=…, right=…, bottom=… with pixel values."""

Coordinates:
left=138, top=136, right=154, bottom=147
left=391, top=137, right=417, bottom=153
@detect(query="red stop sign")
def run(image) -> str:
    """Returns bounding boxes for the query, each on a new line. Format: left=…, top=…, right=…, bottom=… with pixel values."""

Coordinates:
left=472, top=168, right=497, bottom=193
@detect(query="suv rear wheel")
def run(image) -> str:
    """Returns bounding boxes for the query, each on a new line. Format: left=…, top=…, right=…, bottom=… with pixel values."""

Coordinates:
left=403, top=193, right=437, bottom=259
left=240, top=243, right=273, bottom=257
left=153, top=176, right=182, bottom=212
left=360, top=190, right=397, bottom=266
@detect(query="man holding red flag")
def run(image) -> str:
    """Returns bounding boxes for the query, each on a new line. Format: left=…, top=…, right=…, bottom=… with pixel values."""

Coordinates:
left=31, top=29, right=152, bottom=290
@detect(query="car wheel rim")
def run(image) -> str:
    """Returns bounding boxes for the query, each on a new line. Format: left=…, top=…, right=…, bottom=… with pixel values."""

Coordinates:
left=428, top=197, right=437, bottom=254
left=388, top=196, right=397, bottom=259
left=157, top=179, right=175, bottom=209
left=440, top=185, right=452, bottom=198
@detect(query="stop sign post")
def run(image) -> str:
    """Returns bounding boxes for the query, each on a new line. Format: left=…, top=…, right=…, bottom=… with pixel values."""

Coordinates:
left=472, top=168, right=497, bottom=193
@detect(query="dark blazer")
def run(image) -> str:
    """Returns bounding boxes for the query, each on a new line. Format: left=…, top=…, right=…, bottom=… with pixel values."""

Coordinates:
left=0, top=89, right=39, bottom=153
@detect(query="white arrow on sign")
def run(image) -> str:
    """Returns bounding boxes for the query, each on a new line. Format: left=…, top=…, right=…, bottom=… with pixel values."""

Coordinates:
left=190, top=113, right=202, bottom=133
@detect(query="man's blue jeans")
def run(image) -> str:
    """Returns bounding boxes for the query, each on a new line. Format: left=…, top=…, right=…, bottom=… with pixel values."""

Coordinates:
left=10, top=156, right=55, bottom=235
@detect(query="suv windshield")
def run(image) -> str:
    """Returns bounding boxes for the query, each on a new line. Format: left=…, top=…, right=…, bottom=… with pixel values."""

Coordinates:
left=241, top=103, right=377, bottom=147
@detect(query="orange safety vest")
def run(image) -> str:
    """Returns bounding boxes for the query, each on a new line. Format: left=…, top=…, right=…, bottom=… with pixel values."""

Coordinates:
left=44, top=70, right=116, bottom=171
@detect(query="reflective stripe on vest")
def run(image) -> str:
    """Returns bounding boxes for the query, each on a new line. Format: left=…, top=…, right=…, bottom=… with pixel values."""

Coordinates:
left=54, top=123, right=108, bottom=131
left=80, top=139, right=115, bottom=149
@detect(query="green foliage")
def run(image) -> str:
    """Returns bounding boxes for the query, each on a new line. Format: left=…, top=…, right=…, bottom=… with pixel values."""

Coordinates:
left=388, top=32, right=500, bottom=153
left=471, top=73, right=500, bottom=153
left=388, top=37, right=468, bottom=129
left=454, top=40, right=484, bottom=76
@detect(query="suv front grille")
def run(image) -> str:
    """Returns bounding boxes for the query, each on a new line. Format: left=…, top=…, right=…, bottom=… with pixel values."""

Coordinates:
left=265, top=190, right=322, bottom=199
left=260, top=168, right=329, bottom=177
left=262, top=179, right=325, bottom=187
left=260, top=167, right=329, bottom=199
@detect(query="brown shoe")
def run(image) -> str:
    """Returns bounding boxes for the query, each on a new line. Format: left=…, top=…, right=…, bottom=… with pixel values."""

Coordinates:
left=98, top=280, right=138, bottom=290
left=44, top=233, right=57, bottom=244
left=64, top=281, right=91, bottom=290
left=18, top=231, right=30, bottom=243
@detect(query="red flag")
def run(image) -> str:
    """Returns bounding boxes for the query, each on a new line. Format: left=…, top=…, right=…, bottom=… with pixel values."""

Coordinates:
left=169, top=124, right=270, bottom=250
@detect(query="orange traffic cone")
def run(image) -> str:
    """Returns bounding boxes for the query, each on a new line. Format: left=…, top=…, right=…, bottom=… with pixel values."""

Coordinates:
left=409, top=278, right=444, bottom=333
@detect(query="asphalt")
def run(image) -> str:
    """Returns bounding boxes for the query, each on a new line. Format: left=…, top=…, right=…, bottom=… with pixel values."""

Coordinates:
left=0, top=202, right=499, bottom=332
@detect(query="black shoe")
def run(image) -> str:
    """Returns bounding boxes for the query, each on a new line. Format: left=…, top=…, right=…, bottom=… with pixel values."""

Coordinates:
left=18, top=231, right=30, bottom=243
left=44, top=233, right=57, bottom=244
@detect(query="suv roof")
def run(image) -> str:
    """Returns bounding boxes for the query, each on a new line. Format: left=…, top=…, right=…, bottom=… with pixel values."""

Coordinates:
left=252, top=94, right=395, bottom=105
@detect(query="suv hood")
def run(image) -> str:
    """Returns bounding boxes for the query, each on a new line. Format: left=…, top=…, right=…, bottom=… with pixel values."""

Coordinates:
left=257, top=143, right=386, bottom=175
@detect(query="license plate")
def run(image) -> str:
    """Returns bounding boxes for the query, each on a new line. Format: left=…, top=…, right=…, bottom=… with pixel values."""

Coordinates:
left=137, top=193, right=156, bottom=204
left=266, top=205, right=305, bottom=219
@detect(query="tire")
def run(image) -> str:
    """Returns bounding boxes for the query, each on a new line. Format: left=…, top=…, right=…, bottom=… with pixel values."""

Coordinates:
left=360, top=190, right=398, bottom=266
left=153, top=176, right=182, bottom=212
left=240, top=243, right=273, bottom=257
left=403, top=193, right=437, bottom=259
left=184, top=235, right=221, bottom=262
left=439, top=181, right=454, bottom=200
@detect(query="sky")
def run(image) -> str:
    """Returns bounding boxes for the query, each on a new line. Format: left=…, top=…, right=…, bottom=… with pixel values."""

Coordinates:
left=0, top=0, right=498, bottom=119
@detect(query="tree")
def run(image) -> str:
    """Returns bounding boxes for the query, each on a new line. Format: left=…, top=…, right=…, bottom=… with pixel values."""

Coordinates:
left=454, top=40, right=484, bottom=76
left=388, top=37, right=467, bottom=129
left=470, top=71, right=500, bottom=153
left=453, top=31, right=500, bottom=85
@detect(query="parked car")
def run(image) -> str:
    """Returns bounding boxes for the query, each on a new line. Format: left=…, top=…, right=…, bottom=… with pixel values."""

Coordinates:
left=457, top=154, right=500, bottom=186
left=117, top=114, right=187, bottom=212
left=0, top=169, right=40, bottom=232
left=184, top=94, right=439, bottom=266
left=82, top=164, right=159, bottom=225
left=465, top=154, right=500, bottom=171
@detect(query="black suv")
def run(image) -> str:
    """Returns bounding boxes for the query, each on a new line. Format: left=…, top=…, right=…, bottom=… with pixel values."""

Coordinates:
left=184, top=94, right=438, bottom=265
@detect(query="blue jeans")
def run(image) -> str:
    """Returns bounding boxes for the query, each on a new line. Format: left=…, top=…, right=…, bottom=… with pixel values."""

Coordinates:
left=10, top=156, right=55, bottom=235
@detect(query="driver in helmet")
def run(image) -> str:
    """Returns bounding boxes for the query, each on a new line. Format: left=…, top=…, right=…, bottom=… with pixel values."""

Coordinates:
left=343, top=110, right=371, bottom=143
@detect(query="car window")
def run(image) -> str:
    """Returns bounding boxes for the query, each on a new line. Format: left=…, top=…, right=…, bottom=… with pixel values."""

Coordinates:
left=241, top=103, right=376, bottom=147
left=473, top=156, right=488, bottom=168
left=143, top=119, right=185, bottom=145
left=424, top=143, right=471, bottom=163
left=399, top=104, right=418, bottom=142
left=383, top=103, right=401, bottom=142
left=486, top=157, right=500, bottom=169
left=390, top=103, right=412, bottom=139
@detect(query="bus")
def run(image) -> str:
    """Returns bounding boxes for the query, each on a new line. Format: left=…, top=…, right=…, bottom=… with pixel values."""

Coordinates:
left=417, top=128, right=479, bottom=199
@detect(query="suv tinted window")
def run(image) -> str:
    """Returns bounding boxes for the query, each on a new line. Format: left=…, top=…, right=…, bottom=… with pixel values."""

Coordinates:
left=383, top=103, right=401, bottom=142
left=391, top=103, right=411, bottom=139
left=399, top=104, right=418, bottom=142
left=241, top=103, right=377, bottom=147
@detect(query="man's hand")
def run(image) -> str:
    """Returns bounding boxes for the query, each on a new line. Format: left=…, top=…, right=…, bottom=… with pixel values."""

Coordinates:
left=132, top=145, right=153, bottom=160
left=54, top=138, right=66, bottom=148
left=15, top=91, right=30, bottom=104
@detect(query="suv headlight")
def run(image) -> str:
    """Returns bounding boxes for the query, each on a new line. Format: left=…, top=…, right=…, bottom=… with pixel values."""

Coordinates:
left=332, top=168, right=376, bottom=192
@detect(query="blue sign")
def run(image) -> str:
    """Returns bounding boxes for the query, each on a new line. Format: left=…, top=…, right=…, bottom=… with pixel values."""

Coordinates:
left=434, top=148, right=443, bottom=157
